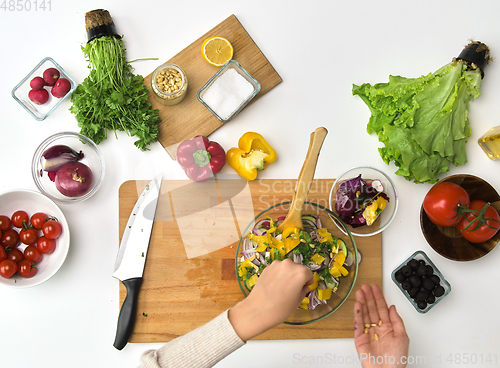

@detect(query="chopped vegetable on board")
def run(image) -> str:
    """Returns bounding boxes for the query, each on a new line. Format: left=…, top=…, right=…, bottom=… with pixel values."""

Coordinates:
left=70, top=9, right=161, bottom=151
left=226, top=132, right=277, bottom=180
left=353, top=41, right=491, bottom=183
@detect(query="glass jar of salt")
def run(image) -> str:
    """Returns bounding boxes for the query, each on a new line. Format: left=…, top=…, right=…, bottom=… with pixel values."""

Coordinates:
left=198, top=60, right=260, bottom=123
left=151, top=63, right=188, bottom=106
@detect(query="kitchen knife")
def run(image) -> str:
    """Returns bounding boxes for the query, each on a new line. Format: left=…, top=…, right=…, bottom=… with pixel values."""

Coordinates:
left=113, top=174, right=162, bottom=350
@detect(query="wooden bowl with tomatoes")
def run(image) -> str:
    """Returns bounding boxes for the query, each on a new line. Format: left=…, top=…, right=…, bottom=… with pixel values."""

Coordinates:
left=420, top=174, right=500, bottom=261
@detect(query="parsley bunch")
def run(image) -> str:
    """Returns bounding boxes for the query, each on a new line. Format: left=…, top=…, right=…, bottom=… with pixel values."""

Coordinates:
left=70, top=36, right=161, bottom=151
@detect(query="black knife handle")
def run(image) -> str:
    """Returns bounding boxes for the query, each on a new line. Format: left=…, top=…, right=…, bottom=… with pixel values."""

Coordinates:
left=113, top=278, right=143, bottom=350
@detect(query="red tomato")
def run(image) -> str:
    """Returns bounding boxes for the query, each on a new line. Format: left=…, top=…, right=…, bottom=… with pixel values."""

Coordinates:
left=30, top=212, right=48, bottom=230
left=24, top=245, right=42, bottom=264
left=423, top=182, right=470, bottom=227
left=37, top=236, right=56, bottom=254
left=20, top=227, right=39, bottom=246
left=18, top=260, right=37, bottom=278
left=6, top=248, right=24, bottom=263
left=11, top=210, right=29, bottom=228
left=42, top=220, right=62, bottom=239
left=1, top=229, right=20, bottom=249
left=0, top=215, right=12, bottom=231
left=0, top=246, right=6, bottom=262
left=0, top=259, right=17, bottom=278
left=456, top=200, right=500, bottom=243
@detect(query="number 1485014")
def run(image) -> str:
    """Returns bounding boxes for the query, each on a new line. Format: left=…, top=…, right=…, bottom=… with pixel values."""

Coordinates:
left=1, top=0, right=51, bottom=11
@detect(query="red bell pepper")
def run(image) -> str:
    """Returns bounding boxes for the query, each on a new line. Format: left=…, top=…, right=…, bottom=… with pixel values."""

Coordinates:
left=176, top=136, right=226, bottom=182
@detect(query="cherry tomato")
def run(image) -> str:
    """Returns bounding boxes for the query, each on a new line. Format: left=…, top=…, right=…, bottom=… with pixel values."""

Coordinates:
left=30, top=212, right=48, bottom=230
left=423, top=182, right=470, bottom=227
left=1, top=229, right=20, bottom=249
left=18, top=260, right=37, bottom=278
left=456, top=200, right=500, bottom=243
left=24, top=245, right=42, bottom=264
left=42, top=220, right=62, bottom=239
left=20, top=227, right=39, bottom=246
left=0, top=246, right=6, bottom=262
left=0, top=259, right=18, bottom=278
left=37, top=236, right=56, bottom=254
left=7, top=248, right=24, bottom=263
left=0, top=215, right=12, bottom=231
left=11, top=210, right=29, bottom=228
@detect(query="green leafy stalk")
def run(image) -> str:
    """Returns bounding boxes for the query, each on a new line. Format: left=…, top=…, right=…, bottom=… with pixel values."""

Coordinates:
left=70, top=36, right=161, bottom=151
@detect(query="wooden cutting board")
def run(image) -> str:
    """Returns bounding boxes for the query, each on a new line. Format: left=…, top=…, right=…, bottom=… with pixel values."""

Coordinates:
left=143, top=14, right=282, bottom=159
left=118, top=179, right=382, bottom=342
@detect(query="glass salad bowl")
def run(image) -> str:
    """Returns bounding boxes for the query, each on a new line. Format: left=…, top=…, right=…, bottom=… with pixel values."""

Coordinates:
left=329, top=166, right=398, bottom=237
left=235, top=201, right=358, bottom=325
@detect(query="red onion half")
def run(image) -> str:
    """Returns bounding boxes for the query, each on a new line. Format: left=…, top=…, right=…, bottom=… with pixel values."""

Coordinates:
left=55, top=162, right=94, bottom=197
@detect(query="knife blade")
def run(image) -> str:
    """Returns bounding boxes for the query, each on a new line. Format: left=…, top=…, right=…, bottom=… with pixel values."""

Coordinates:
left=113, top=173, right=162, bottom=350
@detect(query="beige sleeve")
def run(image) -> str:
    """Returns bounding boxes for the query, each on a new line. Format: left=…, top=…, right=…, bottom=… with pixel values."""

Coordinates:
left=138, top=309, right=245, bottom=368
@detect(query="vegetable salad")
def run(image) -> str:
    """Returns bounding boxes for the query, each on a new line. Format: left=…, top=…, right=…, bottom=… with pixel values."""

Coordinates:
left=238, top=215, right=354, bottom=310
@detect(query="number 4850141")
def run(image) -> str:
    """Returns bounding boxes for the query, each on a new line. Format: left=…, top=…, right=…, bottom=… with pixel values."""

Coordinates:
left=1, top=0, right=52, bottom=11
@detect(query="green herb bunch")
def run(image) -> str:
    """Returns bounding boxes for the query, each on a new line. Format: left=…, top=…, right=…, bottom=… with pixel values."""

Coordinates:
left=70, top=36, right=161, bottom=151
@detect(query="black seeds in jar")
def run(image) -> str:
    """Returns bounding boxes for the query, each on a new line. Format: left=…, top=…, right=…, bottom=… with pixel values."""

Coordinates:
left=419, top=260, right=426, bottom=266
left=426, top=294, right=436, bottom=304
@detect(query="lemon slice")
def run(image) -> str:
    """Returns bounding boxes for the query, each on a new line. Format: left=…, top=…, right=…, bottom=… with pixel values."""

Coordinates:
left=201, top=36, right=233, bottom=67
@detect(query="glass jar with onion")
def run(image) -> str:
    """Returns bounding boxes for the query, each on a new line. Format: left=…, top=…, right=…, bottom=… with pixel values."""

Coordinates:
left=151, top=63, right=188, bottom=106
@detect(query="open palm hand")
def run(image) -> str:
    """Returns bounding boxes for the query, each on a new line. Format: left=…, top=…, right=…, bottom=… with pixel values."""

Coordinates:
left=354, top=284, right=410, bottom=368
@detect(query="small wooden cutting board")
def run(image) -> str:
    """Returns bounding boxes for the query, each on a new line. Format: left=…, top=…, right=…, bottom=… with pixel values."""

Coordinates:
left=118, top=179, right=382, bottom=342
left=143, top=14, right=283, bottom=159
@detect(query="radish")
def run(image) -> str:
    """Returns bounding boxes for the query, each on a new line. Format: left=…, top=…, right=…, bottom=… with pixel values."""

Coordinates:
left=43, top=67, right=60, bottom=86
left=51, top=78, right=71, bottom=98
left=30, top=76, right=46, bottom=90
left=28, top=89, right=49, bottom=105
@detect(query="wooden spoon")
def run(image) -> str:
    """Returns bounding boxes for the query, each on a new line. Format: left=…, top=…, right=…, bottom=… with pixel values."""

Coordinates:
left=278, top=127, right=328, bottom=231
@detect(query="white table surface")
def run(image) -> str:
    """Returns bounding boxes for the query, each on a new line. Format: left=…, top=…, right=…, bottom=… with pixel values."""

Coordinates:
left=1, top=1, right=500, bottom=367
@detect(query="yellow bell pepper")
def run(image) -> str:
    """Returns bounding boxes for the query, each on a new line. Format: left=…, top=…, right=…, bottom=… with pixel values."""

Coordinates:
left=308, top=272, right=320, bottom=291
left=317, top=228, right=334, bottom=243
left=226, top=132, right=277, bottom=181
left=248, top=233, right=271, bottom=252
left=300, top=296, right=310, bottom=310
left=334, top=251, right=346, bottom=266
left=246, top=274, right=259, bottom=289
left=238, top=259, right=254, bottom=277
left=318, top=288, right=333, bottom=301
left=311, top=253, right=325, bottom=265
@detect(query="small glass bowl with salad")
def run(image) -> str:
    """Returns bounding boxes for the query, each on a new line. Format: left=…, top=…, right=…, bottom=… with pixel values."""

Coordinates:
left=235, top=201, right=358, bottom=325
left=329, top=166, right=398, bottom=237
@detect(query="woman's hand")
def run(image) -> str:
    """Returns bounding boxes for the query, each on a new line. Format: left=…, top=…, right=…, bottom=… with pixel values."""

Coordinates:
left=229, top=259, right=313, bottom=341
left=354, top=284, right=410, bottom=368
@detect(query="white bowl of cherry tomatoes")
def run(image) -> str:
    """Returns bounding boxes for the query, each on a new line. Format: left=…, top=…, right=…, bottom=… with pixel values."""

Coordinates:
left=0, top=189, right=70, bottom=287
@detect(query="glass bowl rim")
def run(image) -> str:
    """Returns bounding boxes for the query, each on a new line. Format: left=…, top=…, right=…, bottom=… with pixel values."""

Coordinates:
left=235, top=200, right=358, bottom=325
left=31, top=131, right=105, bottom=204
left=328, top=165, right=399, bottom=237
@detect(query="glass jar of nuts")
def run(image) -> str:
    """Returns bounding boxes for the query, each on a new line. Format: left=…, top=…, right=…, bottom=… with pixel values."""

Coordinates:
left=151, top=63, right=188, bottom=106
